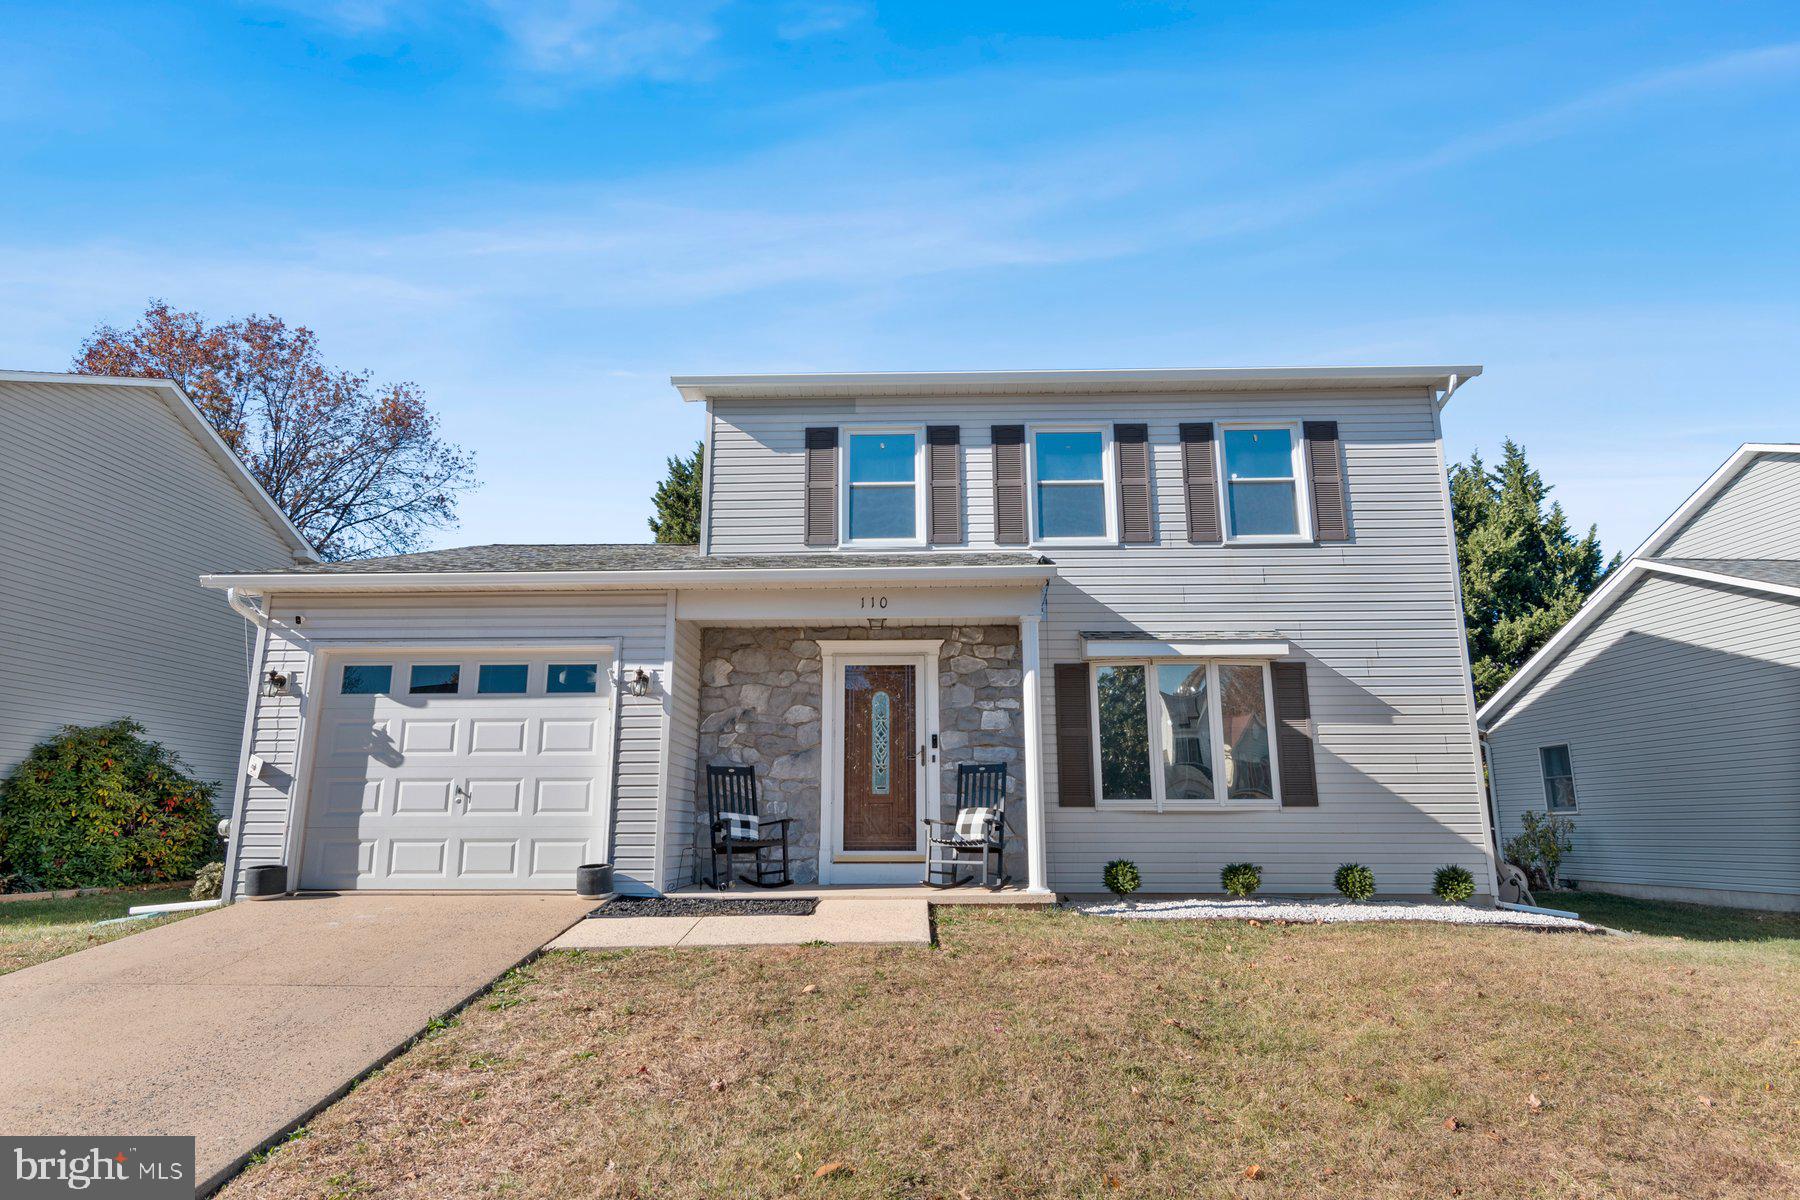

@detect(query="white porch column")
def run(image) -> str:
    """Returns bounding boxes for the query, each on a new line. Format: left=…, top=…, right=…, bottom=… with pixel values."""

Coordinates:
left=1019, top=613, right=1050, bottom=894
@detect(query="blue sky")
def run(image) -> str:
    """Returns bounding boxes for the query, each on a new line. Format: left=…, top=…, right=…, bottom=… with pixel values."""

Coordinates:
left=4, top=1, right=1797, bottom=554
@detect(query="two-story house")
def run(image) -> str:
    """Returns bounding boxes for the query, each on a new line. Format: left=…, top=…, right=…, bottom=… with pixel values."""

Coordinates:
left=202, top=367, right=1496, bottom=902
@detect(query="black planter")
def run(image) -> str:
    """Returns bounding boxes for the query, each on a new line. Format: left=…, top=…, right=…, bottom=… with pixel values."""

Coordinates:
left=575, top=863, right=613, bottom=898
left=242, top=863, right=288, bottom=899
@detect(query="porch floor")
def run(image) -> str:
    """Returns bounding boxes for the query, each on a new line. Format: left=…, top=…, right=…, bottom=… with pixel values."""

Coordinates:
left=670, top=883, right=1056, bottom=906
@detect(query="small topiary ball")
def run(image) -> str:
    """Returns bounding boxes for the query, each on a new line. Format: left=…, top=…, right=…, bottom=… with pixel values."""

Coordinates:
left=1220, top=862, right=1262, bottom=898
left=191, top=862, right=226, bottom=901
left=1432, top=864, right=1476, bottom=903
left=1334, top=862, right=1376, bottom=901
left=1103, top=859, right=1142, bottom=897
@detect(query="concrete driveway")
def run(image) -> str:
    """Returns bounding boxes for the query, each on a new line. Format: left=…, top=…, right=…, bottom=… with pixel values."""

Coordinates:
left=0, top=892, right=593, bottom=1195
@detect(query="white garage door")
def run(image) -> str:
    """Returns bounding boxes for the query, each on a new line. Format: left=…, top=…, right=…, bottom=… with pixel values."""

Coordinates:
left=299, top=650, right=613, bottom=890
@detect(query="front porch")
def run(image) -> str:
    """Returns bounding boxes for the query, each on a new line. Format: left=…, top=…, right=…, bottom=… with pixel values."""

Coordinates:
left=668, top=576, right=1052, bottom=894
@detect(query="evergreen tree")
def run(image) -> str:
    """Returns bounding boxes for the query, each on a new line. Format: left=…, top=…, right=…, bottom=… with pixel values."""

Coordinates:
left=1450, top=440, right=1616, bottom=702
left=648, top=441, right=704, bottom=544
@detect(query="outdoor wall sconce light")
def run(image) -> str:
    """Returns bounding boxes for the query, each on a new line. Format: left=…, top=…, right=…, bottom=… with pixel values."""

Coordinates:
left=261, top=670, right=292, bottom=697
left=626, top=668, right=653, bottom=697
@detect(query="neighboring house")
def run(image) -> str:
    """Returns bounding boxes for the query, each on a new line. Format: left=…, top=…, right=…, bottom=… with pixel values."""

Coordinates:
left=1479, top=444, right=1800, bottom=912
left=0, top=370, right=315, bottom=799
left=201, top=367, right=1496, bottom=902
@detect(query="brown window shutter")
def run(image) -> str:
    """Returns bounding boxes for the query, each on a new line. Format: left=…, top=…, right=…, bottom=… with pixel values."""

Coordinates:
left=1179, top=422, right=1222, bottom=543
left=1271, top=661, right=1319, bottom=807
left=926, top=425, right=962, bottom=544
left=1053, top=662, right=1095, bottom=806
left=1114, top=423, right=1152, bottom=544
left=803, top=426, right=838, bottom=546
left=1303, top=420, right=1348, bottom=542
left=991, top=424, right=1027, bottom=546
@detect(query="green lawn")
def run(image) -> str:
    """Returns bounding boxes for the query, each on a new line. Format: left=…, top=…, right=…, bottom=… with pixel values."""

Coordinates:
left=223, top=898, right=1798, bottom=1200
left=0, top=887, right=198, bottom=975
left=1544, top=890, right=1800, bottom=964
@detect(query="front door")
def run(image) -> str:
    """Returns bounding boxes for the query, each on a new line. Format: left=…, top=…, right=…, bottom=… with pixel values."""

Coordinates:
left=841, top=663, right=918, bottom=852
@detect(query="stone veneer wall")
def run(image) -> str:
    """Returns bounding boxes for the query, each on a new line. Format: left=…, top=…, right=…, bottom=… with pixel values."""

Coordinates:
left=693, top=624, right=1025, bottom=885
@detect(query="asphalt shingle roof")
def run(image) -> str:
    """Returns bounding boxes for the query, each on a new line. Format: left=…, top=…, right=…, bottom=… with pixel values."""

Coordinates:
left=278, top=544, right=1050, bottom=575
left=1650, top=557, right=1800, bottom=589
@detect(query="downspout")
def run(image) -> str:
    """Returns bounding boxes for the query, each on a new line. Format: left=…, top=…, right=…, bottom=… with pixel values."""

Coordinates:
left=1434, top=373, right=1466, bottom=411
left=220, top=588, right=270, bottom=903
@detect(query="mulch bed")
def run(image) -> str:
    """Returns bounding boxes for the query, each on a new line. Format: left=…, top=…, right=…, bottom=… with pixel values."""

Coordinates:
left=589, top=896, right=819, bottom=919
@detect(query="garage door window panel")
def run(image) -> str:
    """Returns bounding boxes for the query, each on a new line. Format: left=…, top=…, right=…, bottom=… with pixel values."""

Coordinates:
left=547, top=664, right=598, bottom=693
left=478, top=664, right=529, bottom=694
left=410, top=664, right=462, bottom=694
left=341, top=664, right=392, bottom=695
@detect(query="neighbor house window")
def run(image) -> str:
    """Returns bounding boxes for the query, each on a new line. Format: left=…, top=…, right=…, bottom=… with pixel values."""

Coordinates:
left=1033, top=428, right=1109, bottom=540
left=845, top=431, right=920, bottom=542
left=340, top=664, right=391, bottom=695
left=409, top=664, right=461, bottom=694
left=477, top=664, right=529, bottom=694
left=1222, top=426, right=1303, bottom=538
left=547, top=664, right=599, bottom=694
left=1093, top=660, right=1278, bottom=809
left=1540, top=744, right=1577, bottom=812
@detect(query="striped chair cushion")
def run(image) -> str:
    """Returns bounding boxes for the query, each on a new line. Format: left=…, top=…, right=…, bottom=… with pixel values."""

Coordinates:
left=717, top=811, right=761, bottom=840
left=955, top=807, right=995, bottom=840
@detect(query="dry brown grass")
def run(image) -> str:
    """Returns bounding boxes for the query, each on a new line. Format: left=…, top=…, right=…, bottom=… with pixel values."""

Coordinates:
left=222, top=908, right=1798, bottom=1200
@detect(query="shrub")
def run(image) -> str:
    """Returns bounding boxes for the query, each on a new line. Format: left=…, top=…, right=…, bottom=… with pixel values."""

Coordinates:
left=0, top=720, right=217, bottom=889
left=1220, top=862, right=1262, bottom=898
left=1502, top=810, right=1576, bottom=890
left=191, top=861, right=226, bottom=901
left=1432, top=864, right=1477, bottom=903
left=1334, top=862, right=1376, bottom=901
left=1103, top=859, right=1142, bottom=897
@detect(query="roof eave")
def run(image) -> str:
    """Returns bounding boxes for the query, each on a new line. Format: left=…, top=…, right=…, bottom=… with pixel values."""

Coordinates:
left=672, top=365, right=1483, bottom=403
left=200, top=562, right=1056, bottom=593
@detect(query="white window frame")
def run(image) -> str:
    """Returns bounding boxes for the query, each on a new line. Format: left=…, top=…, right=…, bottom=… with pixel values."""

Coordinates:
left=1028, top=423, right=1117, bottom=546
left=1217, top=419, right=1313, bottom=544
left=1539, top=742, right=1578, bottom=813
left=840, top=426, right=928, bottom=548
left=1088, top=658, right=1282, bottom=812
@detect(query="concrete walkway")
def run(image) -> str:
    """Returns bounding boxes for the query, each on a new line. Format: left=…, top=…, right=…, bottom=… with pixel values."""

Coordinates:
left=0, top=892, right=593, bottom=1195
left=547, top=892, right=932, bottom=948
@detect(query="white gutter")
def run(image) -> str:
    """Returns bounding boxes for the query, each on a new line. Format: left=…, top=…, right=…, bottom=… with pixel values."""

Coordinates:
left=1434, top=372, right=1470, bottom=410
left=224, top=586, right=268, bottom=625
left=201, top=562, right=1056, bottom=593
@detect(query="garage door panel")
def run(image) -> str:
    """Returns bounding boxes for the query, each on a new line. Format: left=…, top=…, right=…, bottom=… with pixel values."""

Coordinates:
left=299, top=650, right=611, bottom=891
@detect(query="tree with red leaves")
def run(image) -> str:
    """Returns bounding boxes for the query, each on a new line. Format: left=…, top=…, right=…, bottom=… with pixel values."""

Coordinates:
left=74, top=300, right=477, bottom=560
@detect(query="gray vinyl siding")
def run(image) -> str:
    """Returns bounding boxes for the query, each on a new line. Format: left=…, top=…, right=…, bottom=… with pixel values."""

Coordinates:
left=229, top=591, right=672, bottom=896
left=0, top=380, right=299, bottom=794
left=1488, top=573, right=1800, bottom=905
left=660, top=617, right=704, bottom=889
left=1660, top=451, right=1800, bottom=559
left=705, top=390, right=1491, bottom=896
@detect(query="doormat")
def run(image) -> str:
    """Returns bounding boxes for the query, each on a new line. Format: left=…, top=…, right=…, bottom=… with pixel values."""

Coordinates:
left=589, top=896, right=820, bottom=919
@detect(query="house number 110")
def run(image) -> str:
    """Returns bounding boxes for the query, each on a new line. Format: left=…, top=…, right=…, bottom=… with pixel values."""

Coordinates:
left=859, top=595, right=889, bottom=610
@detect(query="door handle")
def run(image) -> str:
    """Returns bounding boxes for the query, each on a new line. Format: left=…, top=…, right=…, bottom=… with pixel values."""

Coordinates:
left=918, top=744, right=926, bottom=765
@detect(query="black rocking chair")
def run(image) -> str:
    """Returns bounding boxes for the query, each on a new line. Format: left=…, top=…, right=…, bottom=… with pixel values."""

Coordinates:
left=705, top=764, right=794, bottom=889
left=923, top=762, right=1009, bottom=889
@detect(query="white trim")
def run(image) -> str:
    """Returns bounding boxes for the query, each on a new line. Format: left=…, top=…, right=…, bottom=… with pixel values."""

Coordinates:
left=817, top=639, right=942, bottom=884
left=1088, top=658, right=1283, bottom=812
left=221, top=611, right=271, bottom=903
left=698, top=403, right=717, bottom=555
left=1084, top=638, right=1289, bottom=659
left=1027, top=423, right=1117, bottom=546
left=0, top=370, right=318, bottom=559
left=1479, top=443, right=1800, bottom=731
left=1640, top=558, right=1800, bottom=602
left=201, top=562, right=1055, bottom=592
left=670, top=365, right=1485, bottom=403
left=1019, top=614, right=1049, bottom=894
left=282, top=639, right=620, bottom=890
left=839, top=426, right=928, bottom=548
left=1217, top=420, right=1313, bottom=544
left=651, top=597, right=679, bottom=893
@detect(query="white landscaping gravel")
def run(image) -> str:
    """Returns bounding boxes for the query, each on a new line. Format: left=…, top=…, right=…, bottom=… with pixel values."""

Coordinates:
left=1071, top=896, right=1602, bottom=933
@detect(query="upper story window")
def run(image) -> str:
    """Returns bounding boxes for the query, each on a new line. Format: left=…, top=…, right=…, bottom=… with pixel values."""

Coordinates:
left=1539, top=744, right=1577, bottom=812
left=1033, top=428, right=1112, bottom=542
left=1093, top=659, right=1278, bottom=810
left=845, top=431, right=922, bottom=544
left=1222, top=425, right=1306, bottom=540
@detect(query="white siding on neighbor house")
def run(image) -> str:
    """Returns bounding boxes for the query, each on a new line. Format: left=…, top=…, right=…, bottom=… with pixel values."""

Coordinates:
left=658, top=617, right=704, bottom=890
left=1659, top=451, right=1800, bottom=559
left=705, top=390, right=1490, bottom=895
left=1488, top=573, right=1800, bottom=907
left=0, top=380, right=299, bottom=794
left=228, top=591, right=673, bottom=895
